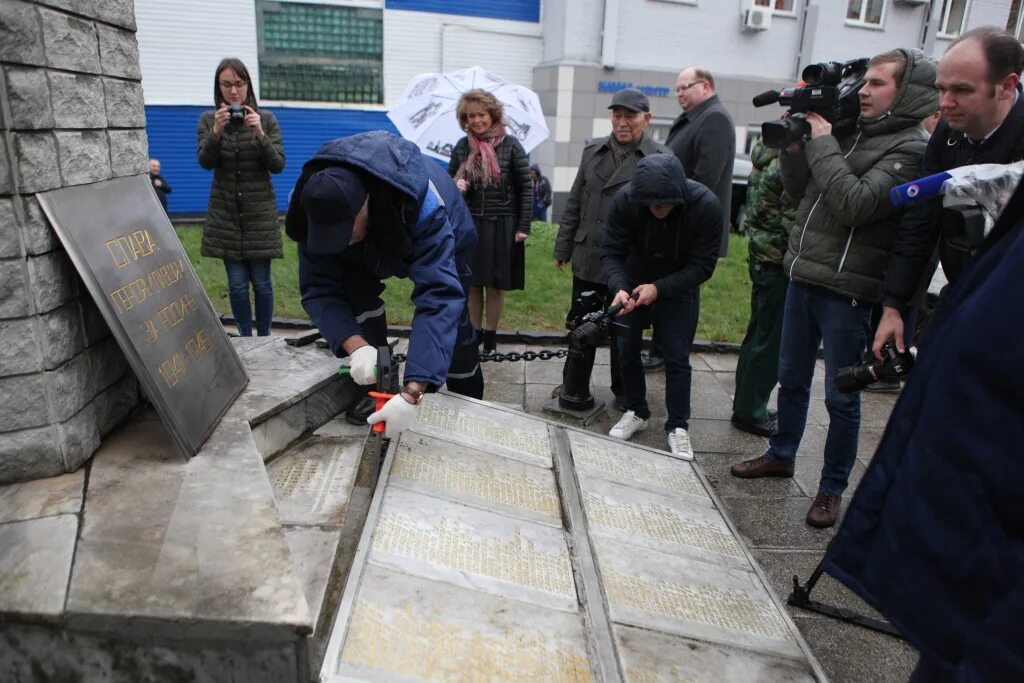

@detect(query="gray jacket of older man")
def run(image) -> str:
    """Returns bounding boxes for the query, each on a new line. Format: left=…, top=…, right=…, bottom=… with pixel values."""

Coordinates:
left=554, top=133, right=671, bottom=284
left=780, top=48, right=938, bottom=304
left=666, top=93, right=736, bottom=257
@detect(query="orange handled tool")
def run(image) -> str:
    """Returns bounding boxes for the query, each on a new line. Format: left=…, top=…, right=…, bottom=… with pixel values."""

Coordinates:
left=367, top=391, right=395, bottom=434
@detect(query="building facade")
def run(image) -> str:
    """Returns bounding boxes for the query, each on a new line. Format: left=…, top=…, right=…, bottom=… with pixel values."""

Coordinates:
left=135, top=0, right=1021, bottom=216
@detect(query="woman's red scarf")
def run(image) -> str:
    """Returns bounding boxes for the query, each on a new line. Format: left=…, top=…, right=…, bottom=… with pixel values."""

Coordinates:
left=456, top=121, right=506, bottom=187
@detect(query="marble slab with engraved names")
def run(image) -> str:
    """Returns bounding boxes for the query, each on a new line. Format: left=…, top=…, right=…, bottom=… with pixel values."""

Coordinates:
left=567, top=430, right=712, bottom=506
left=615, top=624, right=815, bottom=682
left=268, top=439, right=363, bottom=526
left=367, top=487, right=577, bottom=613
left=336, top=564, right=593, bottom=682
left=409, top=394, right=552, bottom=468
left=580, top=476, right=751, bottom=571
left=389, top=432, right=562, bottom=527
left=593, top=536, right=805, bottom=661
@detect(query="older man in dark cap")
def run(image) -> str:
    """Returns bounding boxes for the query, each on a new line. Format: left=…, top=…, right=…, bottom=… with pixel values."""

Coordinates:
left=285, top=130, right=483, bottom=436
left=554, top=88, right=671, bottom=408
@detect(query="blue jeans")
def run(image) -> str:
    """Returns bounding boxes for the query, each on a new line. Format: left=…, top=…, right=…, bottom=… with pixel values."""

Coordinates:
left=767, top=281, right=872, bottom=496
left=617, top=290, right=700, bottom=431
left=224, top=258, right=273, bottom=337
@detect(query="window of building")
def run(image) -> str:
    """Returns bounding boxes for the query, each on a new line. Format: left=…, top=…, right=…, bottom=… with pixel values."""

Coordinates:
left=256, top=1, right=383, bottom=104
left=754, top=0, right=796, bottom=14
left=1008, top=0, right=1024, bottom=39
left=937, top=0, right=970, bottom=38
left=846, top=0, right=886, bottom=27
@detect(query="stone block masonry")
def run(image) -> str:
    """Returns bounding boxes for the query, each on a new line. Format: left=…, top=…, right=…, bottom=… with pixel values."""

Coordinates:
left=0, top=0, right=145, bottom=484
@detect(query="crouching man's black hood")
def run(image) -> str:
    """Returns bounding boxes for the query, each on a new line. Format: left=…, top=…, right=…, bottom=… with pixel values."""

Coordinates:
left=631, top=154, right=689, bottom=207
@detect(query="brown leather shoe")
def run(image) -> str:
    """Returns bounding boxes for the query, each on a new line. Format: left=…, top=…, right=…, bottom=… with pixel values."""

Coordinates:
left=806, top=492, right=842, bottom=528
left=730, top=455, right=794, bottom=479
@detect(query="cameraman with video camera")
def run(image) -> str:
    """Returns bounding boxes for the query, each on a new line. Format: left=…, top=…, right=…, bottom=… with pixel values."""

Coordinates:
left=730, top=49, right=939, bottom=528
left=873, top=28, right=1024, bottom=359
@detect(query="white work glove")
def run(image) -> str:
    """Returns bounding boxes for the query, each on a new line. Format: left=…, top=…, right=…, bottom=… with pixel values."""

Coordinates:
left=348, top=345, right=377, bottom=385
left=366, top=393, right=418, bottom=439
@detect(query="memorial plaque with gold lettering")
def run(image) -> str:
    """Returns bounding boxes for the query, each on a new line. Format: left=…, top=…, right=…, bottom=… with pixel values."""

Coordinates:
left=37, top=175, right=248, bottom=458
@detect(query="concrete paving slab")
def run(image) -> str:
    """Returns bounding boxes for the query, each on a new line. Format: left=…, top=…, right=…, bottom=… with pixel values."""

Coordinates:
left=482, top=380, right=525, bottom=406
left=699, top=352, right=739, bottom=372
left=794, top=456, right=869, bottom=499
left=524, top=359, right=567, bottom=385
left=0, top=468, right=84, bottom=524
left=567, top=430, right=712, bottom=506
left=0, top=514, right=77, bottom=618
left=689, top=417, right=770, bottom=455
left=410, top=393, right=553, bottom=468
left=367, top=487, right=577, bottom=613
left=231, top=336, right=280, bottom=355
left=594, top=537, right=805, bottom=661
left=690, top=370, right=740, bottom=419
left=719, top=495, right=843, bottom=551
left=67, top=416, right=310, bottom=640
left=580, top=476, right=750, bottom=570
left=283, top=526, right=341, bottom=632
left=251, top=400, right=308, bottom=460
left=268, top=437, right=362, bottom=526
left=808, top=394, right=897, bottom=430
left=481, top=359, right=525, bottom=384
left=793, top=615, right=918, bottom=683
left=390, top=432, right=562, bottom=527
left=615, top=624, right=815, bottom=682
left=334, top=563, right=592, bottom=682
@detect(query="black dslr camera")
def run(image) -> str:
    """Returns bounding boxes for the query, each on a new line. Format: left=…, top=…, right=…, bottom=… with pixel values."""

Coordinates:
left=836, top=341, right=916, bottom=394
left=754, top=58, right=868, bottom=149
left=227, top=104, right=246, bottom=124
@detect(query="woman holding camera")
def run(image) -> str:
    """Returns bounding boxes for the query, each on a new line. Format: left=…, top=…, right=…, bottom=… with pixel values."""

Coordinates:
left=449, top=89, right=532, bottom=353
left=197, top=57, right=285, bottom=337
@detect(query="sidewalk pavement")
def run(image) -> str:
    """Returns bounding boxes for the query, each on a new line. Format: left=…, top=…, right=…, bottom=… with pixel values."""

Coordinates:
left=478, top=343, right=918, bottom=683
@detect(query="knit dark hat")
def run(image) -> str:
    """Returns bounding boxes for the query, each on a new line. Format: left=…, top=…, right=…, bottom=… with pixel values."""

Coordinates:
left=300, top=166, right=367, bottom=254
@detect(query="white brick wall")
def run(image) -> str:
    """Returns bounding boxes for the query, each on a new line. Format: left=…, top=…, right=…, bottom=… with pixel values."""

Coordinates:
left=135, top=0, right=259, bottom=106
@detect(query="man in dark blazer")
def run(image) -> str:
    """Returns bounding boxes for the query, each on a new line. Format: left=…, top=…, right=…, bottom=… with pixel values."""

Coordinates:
left=666, top=66, right=736, bottom=258
left=554, top=88, right=671, bottom=405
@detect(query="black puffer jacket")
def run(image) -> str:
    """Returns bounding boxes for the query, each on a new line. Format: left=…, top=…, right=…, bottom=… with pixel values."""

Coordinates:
left=448, top=135, right=532, bottom=234
left=602, top=155, right=721, bottom=298
left=197, top=109, right=285, bottom=260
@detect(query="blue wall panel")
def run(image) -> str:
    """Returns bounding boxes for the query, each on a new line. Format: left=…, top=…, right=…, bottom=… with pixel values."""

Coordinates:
left=384, top=0, right=539, bottom=23
left=145, top=105, right=396, bottom=215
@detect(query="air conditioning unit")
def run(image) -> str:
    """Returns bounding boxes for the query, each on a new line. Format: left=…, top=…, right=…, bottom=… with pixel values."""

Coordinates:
left=743, top=7, right=772, bottom=31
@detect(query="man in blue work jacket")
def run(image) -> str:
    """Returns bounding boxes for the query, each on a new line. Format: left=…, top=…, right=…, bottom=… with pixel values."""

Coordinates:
left=285, top=131, right=483, bottom=436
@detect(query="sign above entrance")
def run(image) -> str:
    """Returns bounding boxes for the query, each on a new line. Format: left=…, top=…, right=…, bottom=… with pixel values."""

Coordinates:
left=598, top=81, right=672, bottom=98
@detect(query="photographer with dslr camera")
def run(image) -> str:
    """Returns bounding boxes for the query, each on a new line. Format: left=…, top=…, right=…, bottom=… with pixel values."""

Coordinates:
left=873, top=28, right=1024, bottom=360
left=730, top=49, right=939, bottom=528
left=198, top=57, right=285, bottom=338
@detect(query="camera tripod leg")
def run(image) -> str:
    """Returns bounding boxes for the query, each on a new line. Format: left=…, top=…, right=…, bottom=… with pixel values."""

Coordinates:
left=787, top=537, right=906, bottom=639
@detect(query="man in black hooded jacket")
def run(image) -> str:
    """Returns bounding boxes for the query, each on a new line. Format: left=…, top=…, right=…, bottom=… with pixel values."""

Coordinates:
left=601, top=154, right=720, bottom=459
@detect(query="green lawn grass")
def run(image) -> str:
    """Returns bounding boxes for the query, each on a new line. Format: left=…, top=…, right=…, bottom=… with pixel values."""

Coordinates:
left=177, top=222, right=753, bottom=342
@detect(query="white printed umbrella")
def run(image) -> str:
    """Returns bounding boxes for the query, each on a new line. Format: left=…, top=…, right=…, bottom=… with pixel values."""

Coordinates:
left=387, top=66, right=549, bottom=162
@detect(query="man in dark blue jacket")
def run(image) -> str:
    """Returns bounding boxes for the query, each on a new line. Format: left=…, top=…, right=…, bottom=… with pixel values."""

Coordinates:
left=601, top=154, right=720, bottom=459
left=826, top=177, right=1024, bottom=683
left=285, top=131, right=483, bottom=435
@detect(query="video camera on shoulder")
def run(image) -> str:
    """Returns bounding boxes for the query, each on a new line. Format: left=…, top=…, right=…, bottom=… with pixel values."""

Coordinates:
left=754, top=58, right=868, bottom=149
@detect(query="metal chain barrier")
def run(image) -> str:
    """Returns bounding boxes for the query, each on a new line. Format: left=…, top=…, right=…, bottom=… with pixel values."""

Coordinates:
left=391, top=348, right=568, bottom=364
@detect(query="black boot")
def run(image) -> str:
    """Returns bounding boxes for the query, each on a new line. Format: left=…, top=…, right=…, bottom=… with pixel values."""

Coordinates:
left=482, top=330, right=497, bottom=353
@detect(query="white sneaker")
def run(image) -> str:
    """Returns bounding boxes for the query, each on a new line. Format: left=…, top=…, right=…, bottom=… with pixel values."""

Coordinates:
left=609, top=410, right=648, bottom=440
left=667, top=428, right=694, bottom=461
